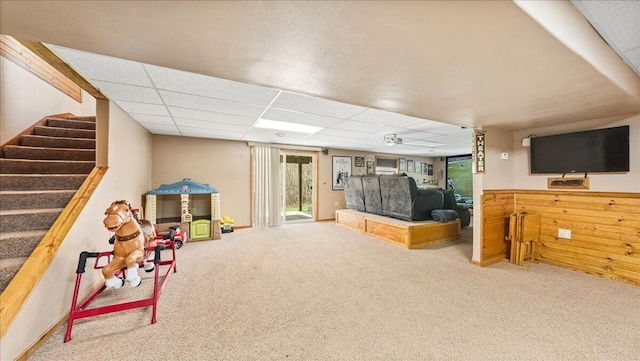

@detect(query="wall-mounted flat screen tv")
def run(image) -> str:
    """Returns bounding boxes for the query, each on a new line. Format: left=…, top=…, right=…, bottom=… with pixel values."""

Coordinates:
left=530, top=126, right=629, bottom=174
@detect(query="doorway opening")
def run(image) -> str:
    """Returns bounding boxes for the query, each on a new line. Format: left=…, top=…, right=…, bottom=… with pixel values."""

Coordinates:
left=280, top=152, right=315, bottom=223
left=446, top=154, right=473, bottom=210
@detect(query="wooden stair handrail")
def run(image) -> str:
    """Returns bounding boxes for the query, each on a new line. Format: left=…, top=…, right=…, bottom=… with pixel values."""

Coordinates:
left=0, top=166, right=108, bottom=338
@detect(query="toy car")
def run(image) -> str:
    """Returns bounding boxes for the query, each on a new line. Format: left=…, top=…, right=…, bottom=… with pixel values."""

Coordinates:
left=221, top=216, right=234, bottom=233
left=155, top=225, right=187, bottom=249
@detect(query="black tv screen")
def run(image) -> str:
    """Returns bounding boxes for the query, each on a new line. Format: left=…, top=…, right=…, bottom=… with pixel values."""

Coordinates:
left=530, top=126, right=629, bottom=174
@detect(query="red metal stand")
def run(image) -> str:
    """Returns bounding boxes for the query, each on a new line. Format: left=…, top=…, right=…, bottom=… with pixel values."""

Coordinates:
left=64, top=243, right=177, bottom=342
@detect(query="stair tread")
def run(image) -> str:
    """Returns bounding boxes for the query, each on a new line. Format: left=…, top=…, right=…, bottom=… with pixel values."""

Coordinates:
left=34, top=125, right=94, bottom=133
left=0, top=230, right=47, bottom=240
left=4, top=145, right=94, bottom=152
left=1, top=159, right=94, bottom=162
left=0, top=189, right=76, bottom=195
left=0, top=208, right=64, bottom=216
left=0, top=257, right=28, bottom=269
left=68, top=116, right=96, bottom=121
left=46, top=117, right=95, bottom=124
left=0, top=173, right=88, bottom=177
left=21, top=134, right=95, bottom=141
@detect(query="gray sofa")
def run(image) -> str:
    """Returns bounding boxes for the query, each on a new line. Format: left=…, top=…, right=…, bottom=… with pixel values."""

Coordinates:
left=344, top=174, right=470, bottom=226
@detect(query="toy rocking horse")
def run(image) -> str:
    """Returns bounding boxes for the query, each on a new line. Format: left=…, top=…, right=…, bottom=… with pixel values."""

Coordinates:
left=102, top=200, right=156, bottom=289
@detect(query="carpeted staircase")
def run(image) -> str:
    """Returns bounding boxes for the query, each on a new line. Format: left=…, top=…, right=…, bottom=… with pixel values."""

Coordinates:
left=0, top=115, right=96, bottom=293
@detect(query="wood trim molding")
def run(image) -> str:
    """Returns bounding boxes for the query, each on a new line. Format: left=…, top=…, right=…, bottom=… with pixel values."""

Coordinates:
left=14, top=37, right=107, bottom=100
left=483, top=189, right=640, bottom=198
left=0, top=35, right=82, bottom=102
left=0, top=167, right=108, bottom=338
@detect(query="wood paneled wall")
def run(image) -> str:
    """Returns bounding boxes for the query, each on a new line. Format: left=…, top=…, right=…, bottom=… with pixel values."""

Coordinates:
left=481, top=190, right=640, bottom=286
left=480, top=192, right=514, bottom=265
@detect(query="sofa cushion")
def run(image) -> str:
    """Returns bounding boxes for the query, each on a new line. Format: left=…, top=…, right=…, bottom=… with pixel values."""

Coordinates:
left=362, top=176, right=383, bottom=214
left=440, top=189, right=457, bottom=210
left=414, top=188, right=444, bottom=220
left=344, top=176, right=365, bottom=212
left=380, top=176, right=414, bottom=221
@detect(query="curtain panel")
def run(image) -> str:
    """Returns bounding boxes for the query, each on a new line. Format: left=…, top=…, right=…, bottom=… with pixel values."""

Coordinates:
left=253, top=146, right=281, bottom=227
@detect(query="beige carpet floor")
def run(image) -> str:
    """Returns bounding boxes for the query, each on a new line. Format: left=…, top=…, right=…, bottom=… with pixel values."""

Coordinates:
left=31, top=222, right=640, bottom=360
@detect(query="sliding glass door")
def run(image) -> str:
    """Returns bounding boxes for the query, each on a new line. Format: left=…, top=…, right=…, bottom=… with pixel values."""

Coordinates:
left=280, top=152, right=316, bottom=223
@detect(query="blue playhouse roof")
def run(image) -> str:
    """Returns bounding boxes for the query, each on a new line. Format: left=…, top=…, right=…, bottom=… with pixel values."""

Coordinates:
left=148, top=178, right=219, bottom=195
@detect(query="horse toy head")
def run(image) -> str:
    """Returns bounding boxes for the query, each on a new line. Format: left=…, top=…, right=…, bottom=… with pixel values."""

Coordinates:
left=103, top=200, right=133, bottom=233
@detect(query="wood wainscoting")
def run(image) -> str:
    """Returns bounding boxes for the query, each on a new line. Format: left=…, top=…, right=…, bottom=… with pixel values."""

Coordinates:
left=480, top=190, right=640, bottom=286
left=335, top=209, right=460, bottom=249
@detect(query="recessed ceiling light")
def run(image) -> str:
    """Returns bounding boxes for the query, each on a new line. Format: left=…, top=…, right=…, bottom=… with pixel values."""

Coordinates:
left=254, top=118, right=323, bottom=134
left=275, top=132, right=285, bottom=137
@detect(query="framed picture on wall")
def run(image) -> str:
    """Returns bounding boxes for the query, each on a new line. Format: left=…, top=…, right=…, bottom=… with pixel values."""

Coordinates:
left=366, top=161, right=374, bottom=175
left=407, top=160, right=414, bottom=172
left=415, top=160, right=421, bottom=171
left=428, top=164, right=434, bottom=176
left=421, top=163, right=427, bottom=174
left=332, top=156, right=352, bottom=190
left=399, top=158, right=407, bottom=172
left=355, top=156, right=365, bottom=167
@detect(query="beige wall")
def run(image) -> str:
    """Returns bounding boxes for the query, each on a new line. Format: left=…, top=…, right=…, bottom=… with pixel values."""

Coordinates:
left=1, top=102, right=152, bottom=361
left=151, top=135, right=252, bottom=227
left=0, top=57, right=95, bottom=143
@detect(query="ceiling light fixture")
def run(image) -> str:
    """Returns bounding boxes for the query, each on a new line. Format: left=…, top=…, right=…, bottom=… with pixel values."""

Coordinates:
left=254, top=118, right=323, bottom=134
left=383, top=134, right=403, bottom=146
left=275, top=132, right=285, bottom=137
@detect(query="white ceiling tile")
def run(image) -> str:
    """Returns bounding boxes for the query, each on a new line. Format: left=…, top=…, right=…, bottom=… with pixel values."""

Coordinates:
left=145, top=64, right=279, bottom=106
left=408, top=122, right=468, bottom=135
left=393, top=130, right=441, bottom=139
left=139, top=123, right=179, bottom=132
left=133, top=114, right=175, bottom=125
left=426, top=134, right=472, bottom=145
left=48, top=45, right=154, bottom=87
left=406, top=120, right=462, bottom=132
left=330, top=120, right=394, bottom=134
left=577, top=0, right=640, bottom=52
left=305, top=134, right=357, bottom=143
left=159, top=90, right=265, bottom=118
left=314, top=128, right=363, bottom=138
left=271, top=91, right=367, bottom=119
left=402, top=139, right=447, bottom=147
left=261, top=108, right=343, bottom=128
left=179, top=128, right=246, bottom=140
left=169, top=107, right=257, bottom=126
left=349, top=108, right=425, bottom=127
left=93, top=81, right=162, bottom=104
left=150, top=130, right=180, bottom=136
left=114, top=101, right=170, bottom=116
left=175, top=118, right=250, bottom=133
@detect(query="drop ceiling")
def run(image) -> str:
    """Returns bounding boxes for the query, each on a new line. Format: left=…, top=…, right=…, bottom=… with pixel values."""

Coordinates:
left=47, top=45, right=473, bottom=156
left=1, top=1, right=639, bottom=157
